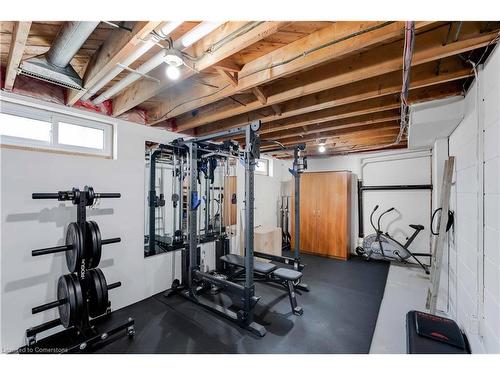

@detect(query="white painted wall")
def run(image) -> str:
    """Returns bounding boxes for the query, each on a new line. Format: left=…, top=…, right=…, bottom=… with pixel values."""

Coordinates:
left=0, top=94, right=186, bottom=350
left=0, top=93, right=286, bottom=350
left=304, top=149, right=432, bottom=256
left=232, top=156, right=288, bottom=255
left=445, top=45, right=500, bottom=353
left=409, top=96, right=465, bottom=149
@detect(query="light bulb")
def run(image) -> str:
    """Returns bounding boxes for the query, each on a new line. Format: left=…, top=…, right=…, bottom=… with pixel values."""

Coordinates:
left=318, top=145, right=326, bottom=153
left=166, top=65, right=180, bottom=80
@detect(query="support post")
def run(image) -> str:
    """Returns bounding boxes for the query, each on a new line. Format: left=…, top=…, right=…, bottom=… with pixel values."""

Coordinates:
left=293, top=147, right=301, bottom=261
left=243, top=121, right=260, bottom=324
left=188, top=143, right=199, bottom=293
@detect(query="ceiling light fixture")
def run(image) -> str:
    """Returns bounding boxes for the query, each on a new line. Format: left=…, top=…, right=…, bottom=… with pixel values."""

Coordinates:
left=164, top=48, right=184, bottom=80
left=166, top=65, right=181, bottom=80
left=318, top=145, right=326, bottom=153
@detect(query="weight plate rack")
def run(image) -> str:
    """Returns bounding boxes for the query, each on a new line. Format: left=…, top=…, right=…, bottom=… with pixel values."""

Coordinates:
left=19, top=186, right=135, bottom=353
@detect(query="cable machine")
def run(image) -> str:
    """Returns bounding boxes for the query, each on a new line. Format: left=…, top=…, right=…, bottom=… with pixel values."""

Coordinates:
left=167, top=121, right=266, bottom=337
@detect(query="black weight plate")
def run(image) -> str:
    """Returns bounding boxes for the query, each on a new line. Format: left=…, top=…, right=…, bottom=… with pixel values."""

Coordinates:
left=96, top=268, right=109, bottom=314
left=70, top=273, right=84, bottom=323
left=84, top=221, right=98, bottom=268
left=89, top=221, right=102, bottom=268
left=86, top=269, right=104, bottom=318
left=57, top=275, right=75, bottom=328
left=65, top=223, right=84, bottom=273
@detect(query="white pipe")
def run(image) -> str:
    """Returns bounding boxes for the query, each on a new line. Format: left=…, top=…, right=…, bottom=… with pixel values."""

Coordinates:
left=180, top=21, right=224, bottom=48
left=82, top=21, right=183, bottom=101
left=92, top=21, right=225, bottom=105
left=359, top=148, right=431, bottom=180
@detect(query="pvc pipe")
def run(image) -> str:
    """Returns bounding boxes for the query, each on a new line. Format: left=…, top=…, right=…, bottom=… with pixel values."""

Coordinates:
left=83, top=22, right=182, bottom=102
left=92, top=21, right=225, bottom=105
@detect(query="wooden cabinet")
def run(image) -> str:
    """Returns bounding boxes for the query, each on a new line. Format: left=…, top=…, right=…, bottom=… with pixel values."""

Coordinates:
left=292, top=171, right=351, bottom=260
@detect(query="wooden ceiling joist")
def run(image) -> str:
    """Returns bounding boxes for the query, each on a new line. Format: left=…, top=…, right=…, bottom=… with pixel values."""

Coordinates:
left=260, top=121, right=400, bottom=150
left=262, top=112, right=401, bottom=142
left=231, top=81, right=463, bottom=145
left=2, top=20, right=498, bottom=155
left=262, top=128, right=399, bottom=152
left=148, top=21, right=429, bottom=124
left=178, top=56, right=472, bottom=134
left=217, top=68, right=238, bottom=87
left=111, top=21, right=289, bottom=116
left=66, top=21, right=161, bottom=105
left=165, top=22, right=494, bottom=133
left=4, top=21, right=32, bottom=91
left=252, top=86, right=267, bottom=105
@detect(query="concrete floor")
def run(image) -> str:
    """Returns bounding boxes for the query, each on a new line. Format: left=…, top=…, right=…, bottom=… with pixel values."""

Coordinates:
left=369, top=263, right=430, bottom=353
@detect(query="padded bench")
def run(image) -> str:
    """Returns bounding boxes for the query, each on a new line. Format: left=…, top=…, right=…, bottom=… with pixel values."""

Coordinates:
left=220, top=253, right=303, bottom=316
left=221, top=254, right=277, bottom=275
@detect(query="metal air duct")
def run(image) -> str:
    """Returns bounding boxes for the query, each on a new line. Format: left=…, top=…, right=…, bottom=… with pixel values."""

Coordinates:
left=19, top=21, right=99, bottom=90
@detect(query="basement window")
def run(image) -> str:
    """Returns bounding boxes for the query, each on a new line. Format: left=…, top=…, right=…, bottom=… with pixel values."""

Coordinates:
left=58, top=122, right=105, bottom=150
left=255, top=158, right=270, bottom=176
left=0, top=101, right=113, bottom=158
left=0, top=112, right=52, bottom=144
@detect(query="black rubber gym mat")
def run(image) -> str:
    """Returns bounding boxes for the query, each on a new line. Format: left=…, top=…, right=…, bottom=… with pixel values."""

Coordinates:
left=94, top=254, right=389, bottom=354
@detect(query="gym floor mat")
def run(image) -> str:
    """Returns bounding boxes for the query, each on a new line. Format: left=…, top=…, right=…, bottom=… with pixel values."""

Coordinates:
left=94, top=254, right=389, bottom=354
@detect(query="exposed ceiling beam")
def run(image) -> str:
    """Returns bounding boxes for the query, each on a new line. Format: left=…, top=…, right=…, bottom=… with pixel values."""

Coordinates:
left=271, top=104, right=282, bottom=116
left=260, top=122, right=400, bottom=150
left=66, top=21, right=161, bottom=106
left=149, top=21, right=427, bottom=124
left=4, top=21, right=32, bottom=91
left=212, top=59, right=243, bottom=72
left=216, top=68, right=238, bottom=86
left=178, top=56, right=471, bottom=133
left=111, top=21, right=289, bottom=116
left=233, top=81, right=463, bottom=147
left=259, top=98, right=401, bottom=135
left=160, top=22, right=496, bottom=131
left=252, top=86, right=267, bottom=105
left=263, top=112, right=401, bottom=142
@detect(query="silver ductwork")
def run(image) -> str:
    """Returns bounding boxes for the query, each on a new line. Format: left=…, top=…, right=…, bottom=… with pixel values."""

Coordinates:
left=19, top=21, right=99, bottom=90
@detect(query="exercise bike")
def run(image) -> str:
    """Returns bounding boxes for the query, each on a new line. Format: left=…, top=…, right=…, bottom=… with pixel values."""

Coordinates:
left=356, top=205, right=431, bottom=274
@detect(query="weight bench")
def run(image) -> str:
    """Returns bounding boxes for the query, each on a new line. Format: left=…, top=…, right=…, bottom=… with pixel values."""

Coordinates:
left=220, top=254, right=303, bottom=315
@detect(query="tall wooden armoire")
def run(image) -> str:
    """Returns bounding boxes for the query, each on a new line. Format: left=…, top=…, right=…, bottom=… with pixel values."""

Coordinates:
left=291, top=171, right=351, bottom=260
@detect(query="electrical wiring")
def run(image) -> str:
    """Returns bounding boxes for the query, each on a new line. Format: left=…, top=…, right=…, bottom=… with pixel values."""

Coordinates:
left=396, top=21, right=415, bottom=144
left=153, top=21, right=396, bottom=123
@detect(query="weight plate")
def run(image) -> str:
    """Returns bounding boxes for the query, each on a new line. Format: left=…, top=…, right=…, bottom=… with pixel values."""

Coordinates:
left=88, top=221, right=102, bottom=268
left=57, top=274, right=83, bottom=328
left=86, top=186, right=95, bottom=206
left=86, top=269, right=104, bottom=318
left=65, top=223, right=84, bottom=273
left=85, top=222, right=96, bottom=268
left=70, top=273, right=84, bottom=323
left=93, top=221, right=102, bottom=266
left=96, top=268, right=109, bottom=314
left=57, top=275, right=75, bottom=328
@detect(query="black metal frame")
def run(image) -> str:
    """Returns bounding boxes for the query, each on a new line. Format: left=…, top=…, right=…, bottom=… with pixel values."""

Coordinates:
left=224, top=264, right=304, bottom=315
left=21, top=187, right=135, bottom=353
left=357, top=182, right=433, bottom=238
left=168, top=121, right=267, bottom=337
left=254, top=143, right=309, bottom=290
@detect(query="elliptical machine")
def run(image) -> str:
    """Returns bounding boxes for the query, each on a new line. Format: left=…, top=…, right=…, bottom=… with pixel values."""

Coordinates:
left=356, top=205, right=431, bottom=274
